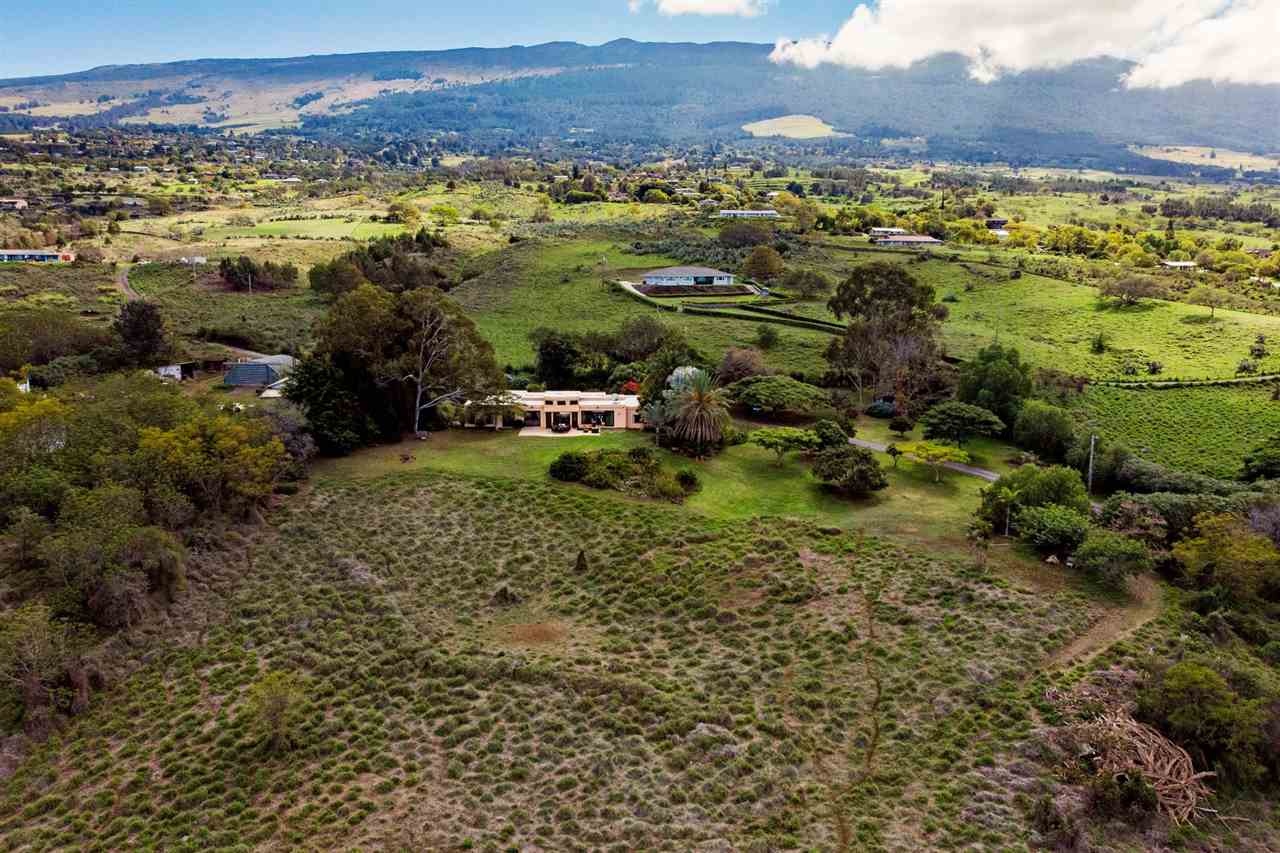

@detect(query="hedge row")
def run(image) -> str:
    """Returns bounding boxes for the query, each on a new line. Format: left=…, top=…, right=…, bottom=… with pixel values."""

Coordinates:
left=678, top=304, right=843, bottom=335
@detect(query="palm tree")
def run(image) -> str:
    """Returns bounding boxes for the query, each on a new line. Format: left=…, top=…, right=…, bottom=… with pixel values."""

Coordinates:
left=673, top=370, right=730, bottom=455
left=641, top=399, right=672, bottom=447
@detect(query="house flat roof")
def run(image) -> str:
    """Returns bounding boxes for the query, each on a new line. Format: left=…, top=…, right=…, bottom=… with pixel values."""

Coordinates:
left=644, top=266, right=732, bottom=277
left=509, top=390, right=640, bottom=407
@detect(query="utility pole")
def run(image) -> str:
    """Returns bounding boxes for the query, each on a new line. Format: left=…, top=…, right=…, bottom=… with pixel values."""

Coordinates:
left=1086, top=433, right=1097, bottom=496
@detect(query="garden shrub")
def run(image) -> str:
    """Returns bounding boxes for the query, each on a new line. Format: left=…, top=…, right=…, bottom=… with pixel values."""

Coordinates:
left=1014, top=504, right=1091, bottom=553
left=811, top=419, right=849, bottom=450
left=811, top=446, right=889, bottom=498
left=864, top=400, right=896, bottom=419
left=676, top=469, right=701, bottom=494
left=549, top=452, right=589, bottom=483
left=979, top=465, right=1091, bottom=528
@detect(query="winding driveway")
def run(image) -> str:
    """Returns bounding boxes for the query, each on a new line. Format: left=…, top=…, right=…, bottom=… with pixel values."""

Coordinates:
left=850, top=437, right=1000, bottom=482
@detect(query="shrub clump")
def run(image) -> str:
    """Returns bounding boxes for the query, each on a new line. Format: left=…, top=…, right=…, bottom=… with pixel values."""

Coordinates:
left=548, top=448, right=690, bottom=502
left=1014, top=504, right=1091, bottom=554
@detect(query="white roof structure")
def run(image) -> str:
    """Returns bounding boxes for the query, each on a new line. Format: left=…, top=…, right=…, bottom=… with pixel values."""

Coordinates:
left=508, top=390, right=640, bottom=408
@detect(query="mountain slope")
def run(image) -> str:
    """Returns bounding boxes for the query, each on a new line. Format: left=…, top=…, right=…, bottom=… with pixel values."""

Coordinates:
left=2, top=40, right=1278, bottom=156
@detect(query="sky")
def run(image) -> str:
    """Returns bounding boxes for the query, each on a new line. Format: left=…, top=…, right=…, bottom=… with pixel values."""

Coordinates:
left=5, top=0, right=1278, bottom=89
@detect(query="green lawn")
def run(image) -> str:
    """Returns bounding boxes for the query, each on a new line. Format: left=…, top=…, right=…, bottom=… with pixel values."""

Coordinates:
left=1071, top=383, right=1280, bottom=479
left=317, top=424, right=1011, bottom=566
left=451, top=239, right=834, bottom=374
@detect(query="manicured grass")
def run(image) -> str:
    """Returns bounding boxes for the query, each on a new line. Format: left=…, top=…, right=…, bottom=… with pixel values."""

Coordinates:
left=452, top=238, right=834, bottom=374
left=1071, top=383, right=1280, bottom=479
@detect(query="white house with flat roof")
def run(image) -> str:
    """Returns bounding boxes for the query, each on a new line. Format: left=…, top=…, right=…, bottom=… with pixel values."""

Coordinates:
left=869, top=227, right=908, bottom=237
left=467, top=390, right=642, bottom=432
left=643, top=266, right=735, bottom=287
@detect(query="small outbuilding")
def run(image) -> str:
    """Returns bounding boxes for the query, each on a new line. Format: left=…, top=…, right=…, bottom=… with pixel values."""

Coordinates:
left=223, top=355, right=296, bottom=387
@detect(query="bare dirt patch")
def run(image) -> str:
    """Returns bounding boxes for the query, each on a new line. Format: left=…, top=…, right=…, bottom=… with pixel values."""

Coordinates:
left=498, top=621, right=568, bottom=645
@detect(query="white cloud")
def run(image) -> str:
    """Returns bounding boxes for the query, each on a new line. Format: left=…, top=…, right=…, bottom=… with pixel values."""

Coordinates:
left=769, top=0, right=1280, bottom=88
left=629, top=0, right=769, bottom=17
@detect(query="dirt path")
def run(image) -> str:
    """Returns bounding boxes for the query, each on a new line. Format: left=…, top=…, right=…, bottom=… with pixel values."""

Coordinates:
left=1038, top=574, right=1162, bottom=674
left=116, top=265, right=140, bottom=301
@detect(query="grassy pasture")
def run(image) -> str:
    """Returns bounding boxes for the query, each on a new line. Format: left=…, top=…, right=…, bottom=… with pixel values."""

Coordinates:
left=0, top=451, right=1103, bottom=850
left=1133, top=145, right=1280, bottom=173
left=0, top=263, right=121, bottom=318
left=129, top=263, right=323, bottom=355
left=452, top=239, right=834, bottom=374
left=942, top=273, right=1280, bottom=379
left=742, top=115, right=846, bottom=140
left=1072, top=383, right=1280, bottom=479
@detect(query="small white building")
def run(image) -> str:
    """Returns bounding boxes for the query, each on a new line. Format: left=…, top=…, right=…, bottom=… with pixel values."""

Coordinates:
left=719, top=209, right=780, bottom=219
left=0, top=198, right=29, bottom=211
left=1162, top=260, right=1198, bottom=270
left=870, top=227, right=908, bottom=237
left=642, top=266, right=735, bottom=288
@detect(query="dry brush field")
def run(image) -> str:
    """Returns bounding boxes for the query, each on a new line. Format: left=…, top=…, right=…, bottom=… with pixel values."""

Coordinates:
left=0, top=467, right=1105, bottom=851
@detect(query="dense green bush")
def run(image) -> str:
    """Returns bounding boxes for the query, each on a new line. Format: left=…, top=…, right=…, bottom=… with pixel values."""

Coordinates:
left=549, top=451, right=589, bottom=482
left=811, top=419, right=849, bottom=450
left=1013, top=400, right=1075, bottom=462
left=1116, top=457, right=1246, bottom=497
left=811, top=446, right=889, bottom=498
left=1014, top=504, right=1091, bottom=553
left=1137, top=659, right=1271, bottom=787
left=676, top=469, right=701, bottom=494
left=1073, top=529, right=1153, bottom=586
left=980, top=465, right=1092, bottom=531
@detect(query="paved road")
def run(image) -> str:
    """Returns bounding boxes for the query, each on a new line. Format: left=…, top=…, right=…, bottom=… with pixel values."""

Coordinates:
left=850, top=437, right=1000, bottom=482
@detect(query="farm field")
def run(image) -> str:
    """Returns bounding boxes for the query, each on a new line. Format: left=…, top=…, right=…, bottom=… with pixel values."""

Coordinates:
left=942, top=272, right=1280, bottom=380
left=1072, top=383, right=1280, bottom=479
left=1132, top=145, right=1280, bottom=173
left=741, top=114, right=847, bottom=139
left=782, top=255, right=1280, bottom=380
left=452, top=239, right=834, bottom=374
left=0, top=453, right=1105, bottom=850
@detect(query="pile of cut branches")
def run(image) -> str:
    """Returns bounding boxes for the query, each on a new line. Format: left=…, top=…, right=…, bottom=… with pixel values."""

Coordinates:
left=1081, top=711, right=1214, bottom=824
